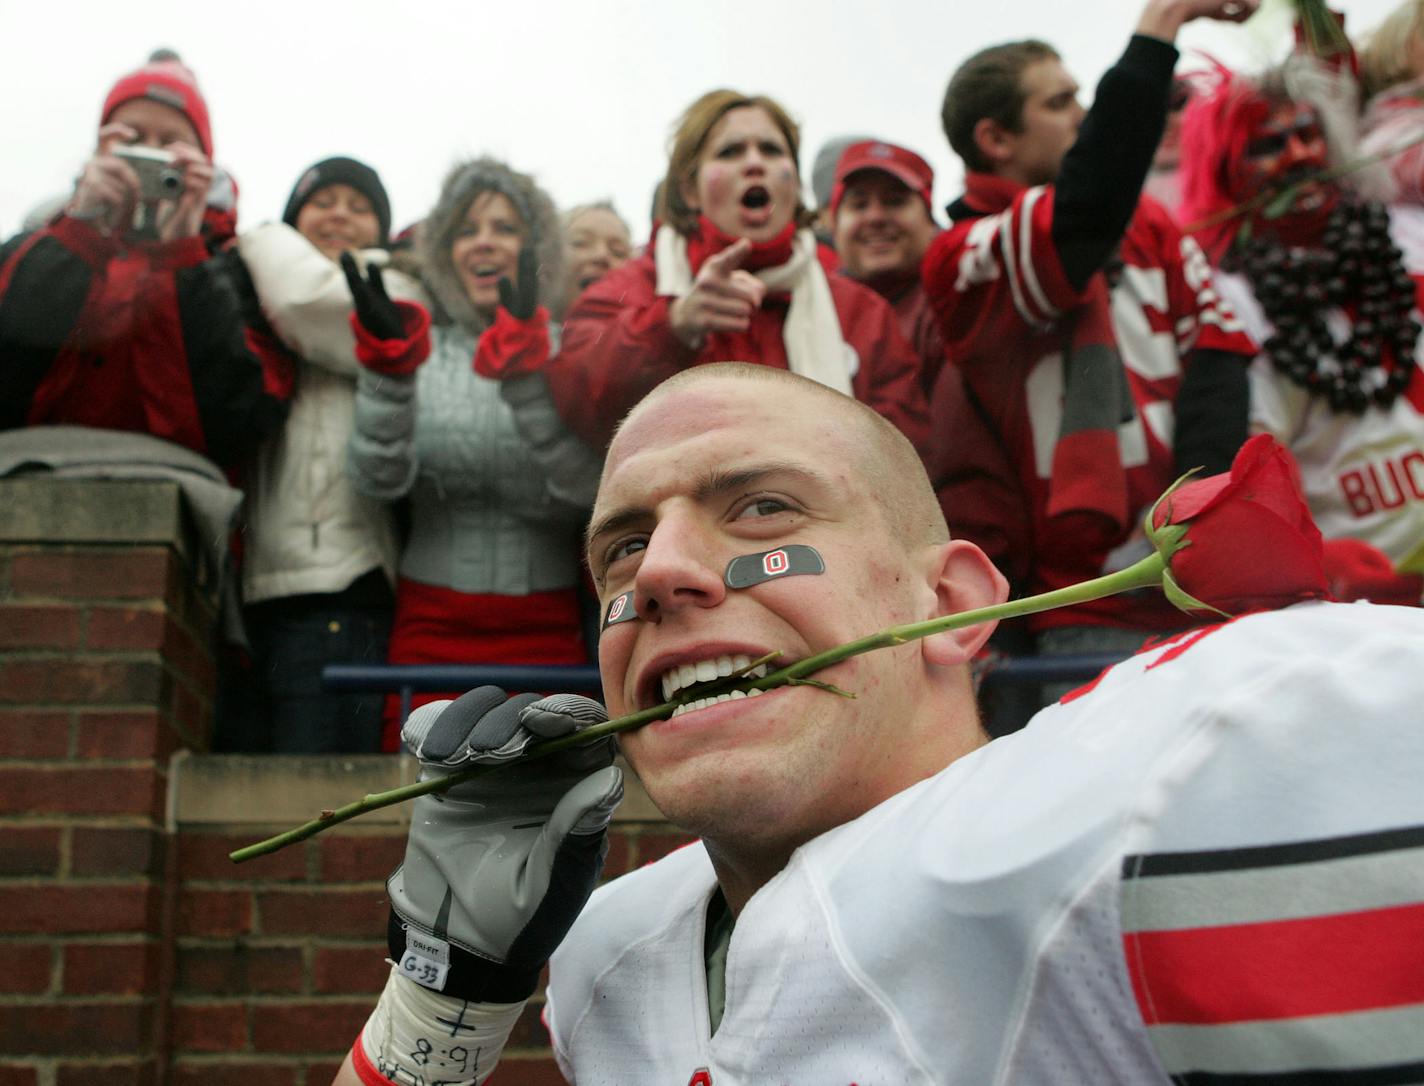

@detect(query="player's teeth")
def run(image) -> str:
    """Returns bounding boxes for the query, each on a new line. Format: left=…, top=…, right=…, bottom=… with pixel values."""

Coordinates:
left=748, top=664, right=768, bottom=678
left=661, top=673, right=675, bottom=701
left=731, top=653, right=751, bottom=672
left=747, top=688, right=764, bottom=697
left=671, top=703, right=687, bottom=718
left=696, top=660, right=717, bottom=683
left=678, top=663, right=697, bottom=690
left=716, top=655, right=734, bottom=677
left=730, top=689, right=746, bottom=699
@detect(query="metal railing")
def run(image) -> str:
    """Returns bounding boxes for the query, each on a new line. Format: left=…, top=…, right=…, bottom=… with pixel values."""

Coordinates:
left=323, top=654, right=1127, bottom=724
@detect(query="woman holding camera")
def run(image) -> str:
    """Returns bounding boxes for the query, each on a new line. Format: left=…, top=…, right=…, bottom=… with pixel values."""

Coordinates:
left=346, top=156, right=598, bottom=752
left=0, top=52, right=290, bottom=469
left=541, top=88, right=929, bottom=452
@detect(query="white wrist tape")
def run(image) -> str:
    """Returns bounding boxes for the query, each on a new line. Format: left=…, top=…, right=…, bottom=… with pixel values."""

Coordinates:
left=360, top=966, right=526, bottom=1086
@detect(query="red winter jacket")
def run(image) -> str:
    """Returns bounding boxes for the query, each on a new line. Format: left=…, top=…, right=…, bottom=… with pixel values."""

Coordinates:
left=0, top=215, right=292, bottom=469
left=545, top=250, right=929, bottom=452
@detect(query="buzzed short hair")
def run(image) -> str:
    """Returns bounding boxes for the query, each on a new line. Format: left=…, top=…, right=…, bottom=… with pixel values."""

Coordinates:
left=613, top=363, right=950, bottom=549
left=942, top=39, right=1059, bottom=173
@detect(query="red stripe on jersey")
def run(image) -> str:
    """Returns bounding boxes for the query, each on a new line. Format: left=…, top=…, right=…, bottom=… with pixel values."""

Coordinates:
left=1058, top=668, right=1109, bottom=704
left=1125, top=901, right=1424, bottom=1025
left=349, top=1033, right=397, bottom=1085
left=1143, top=612, right=1259, bottom=672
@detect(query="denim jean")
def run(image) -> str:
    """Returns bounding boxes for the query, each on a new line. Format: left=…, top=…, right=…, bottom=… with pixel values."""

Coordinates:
left=242, top=572, right=394, bottom=753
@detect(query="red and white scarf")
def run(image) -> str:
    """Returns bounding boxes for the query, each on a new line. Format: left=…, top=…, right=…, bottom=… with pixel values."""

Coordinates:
left=653, top=217, right=854, bottom=395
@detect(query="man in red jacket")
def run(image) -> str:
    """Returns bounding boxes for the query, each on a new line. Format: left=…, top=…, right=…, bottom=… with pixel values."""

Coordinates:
left=0, top=52, right=290, bottom=470
left=922, top=0, right=1259, bottom=698
left=828, top=140, right=944, bottom=392
left=829, top=140, right=1030, bottom=600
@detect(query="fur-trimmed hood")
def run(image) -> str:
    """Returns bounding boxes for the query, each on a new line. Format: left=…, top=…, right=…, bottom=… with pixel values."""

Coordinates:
left=416, top=156, right=564, bottom=336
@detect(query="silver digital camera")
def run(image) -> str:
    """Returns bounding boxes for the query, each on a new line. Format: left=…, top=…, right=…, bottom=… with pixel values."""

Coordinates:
left=113, top=145, right=185, bottom=201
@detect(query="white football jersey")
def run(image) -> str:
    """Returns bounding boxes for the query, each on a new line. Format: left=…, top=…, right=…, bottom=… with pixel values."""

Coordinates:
left=546, top=602, right=1424, bottom=1085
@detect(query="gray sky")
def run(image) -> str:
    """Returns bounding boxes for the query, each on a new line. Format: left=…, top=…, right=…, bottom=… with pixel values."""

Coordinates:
left=1, top=0, right=1403, bottom=244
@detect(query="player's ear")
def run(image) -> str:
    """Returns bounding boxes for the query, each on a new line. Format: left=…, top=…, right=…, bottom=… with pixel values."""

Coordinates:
left=919, top=540, right=1009, bottom=667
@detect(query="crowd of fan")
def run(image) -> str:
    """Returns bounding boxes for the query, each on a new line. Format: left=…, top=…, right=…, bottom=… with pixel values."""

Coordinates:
left=2, top=0, right=1422, bottom=754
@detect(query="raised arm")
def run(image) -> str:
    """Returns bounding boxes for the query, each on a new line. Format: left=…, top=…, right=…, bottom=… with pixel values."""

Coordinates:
left=343, top=255, right=432, bottom=501
left=473, top=247, right=605, bottom=508
left=1053, top=0, right=1258, bottom=289
left=238, top=223, right=427, bottom=375
left=333, top=689, right=621, bottom=1085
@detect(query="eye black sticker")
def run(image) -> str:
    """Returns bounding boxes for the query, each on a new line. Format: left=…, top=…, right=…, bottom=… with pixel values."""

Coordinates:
left=601, top=591, right=637, bottom=629
left=724, top=545, right=825, bottom=589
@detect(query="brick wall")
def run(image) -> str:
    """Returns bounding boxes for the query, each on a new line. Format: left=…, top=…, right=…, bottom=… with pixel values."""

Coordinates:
left=0, top=479, right=217, bottom=1086
left=0, top=476, right=689, bottom=1085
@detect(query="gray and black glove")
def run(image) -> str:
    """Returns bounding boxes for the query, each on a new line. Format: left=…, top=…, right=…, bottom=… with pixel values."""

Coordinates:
left=386, top=686, right=623, bottom=1003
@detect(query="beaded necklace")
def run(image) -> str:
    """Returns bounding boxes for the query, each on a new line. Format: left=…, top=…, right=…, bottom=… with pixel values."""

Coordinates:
left=1232, top=201, right=1418, bottom=413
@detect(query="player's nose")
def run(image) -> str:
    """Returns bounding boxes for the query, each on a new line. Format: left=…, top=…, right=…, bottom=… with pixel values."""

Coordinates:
left=632, top=511, right=726, bottom=621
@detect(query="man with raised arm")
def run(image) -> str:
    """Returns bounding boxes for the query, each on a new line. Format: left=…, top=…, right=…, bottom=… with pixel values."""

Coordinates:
left=923, top=0, right=1261, bottom=699
left=335, top=355, right=1424, bottom=1084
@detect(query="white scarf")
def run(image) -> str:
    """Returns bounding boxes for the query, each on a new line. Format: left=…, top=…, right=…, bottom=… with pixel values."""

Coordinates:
left=653, top=225, right=854, bottom=395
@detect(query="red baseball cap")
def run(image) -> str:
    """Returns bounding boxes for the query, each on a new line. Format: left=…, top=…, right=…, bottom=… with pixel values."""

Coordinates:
left=830, top=140, right=934, bottom=214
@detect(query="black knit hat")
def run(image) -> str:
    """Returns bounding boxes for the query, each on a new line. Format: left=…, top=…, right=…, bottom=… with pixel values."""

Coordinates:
left=282, top=156, right=391, bottom=244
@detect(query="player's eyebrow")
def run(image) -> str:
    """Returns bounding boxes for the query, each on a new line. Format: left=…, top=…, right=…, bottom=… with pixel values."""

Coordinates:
left=584, top=461, right=830, bottom=562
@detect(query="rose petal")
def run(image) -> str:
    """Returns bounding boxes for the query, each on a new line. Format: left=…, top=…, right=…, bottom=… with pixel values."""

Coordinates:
left=1171, top=498, right=1329, bottom=611
left=1232, top=435, right=1318, bottom=535
left=1155, top=473, right=1233, bottom=525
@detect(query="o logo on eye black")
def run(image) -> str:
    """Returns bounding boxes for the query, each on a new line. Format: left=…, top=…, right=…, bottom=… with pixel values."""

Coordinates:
left=762, top=549, right=789, bottom=576
left=608, top=595, right=627, bottom=621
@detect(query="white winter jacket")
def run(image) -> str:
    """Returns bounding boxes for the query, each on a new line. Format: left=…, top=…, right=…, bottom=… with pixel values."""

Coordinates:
left=236, top=223, right=426, bottom=603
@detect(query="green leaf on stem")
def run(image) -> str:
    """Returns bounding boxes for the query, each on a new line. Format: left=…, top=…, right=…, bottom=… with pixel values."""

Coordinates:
left=1161, top=566, right=1230, bottom=618
left=785, top=677, right=856, bottom=698
left=1263, top=185, right=1302, bottom=222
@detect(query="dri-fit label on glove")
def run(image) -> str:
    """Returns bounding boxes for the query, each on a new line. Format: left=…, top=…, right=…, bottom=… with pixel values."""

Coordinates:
left=724, top=545, right=824, bottom=588
left=400, top=929, right=452, bottom=992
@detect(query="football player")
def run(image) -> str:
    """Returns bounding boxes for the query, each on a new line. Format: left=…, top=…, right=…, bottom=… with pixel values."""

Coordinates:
left=336, top=363, right=1424, bottom=1085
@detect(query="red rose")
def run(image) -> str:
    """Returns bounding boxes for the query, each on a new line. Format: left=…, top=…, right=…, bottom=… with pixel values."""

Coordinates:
left=1147, top=434, right=1331, bottom=616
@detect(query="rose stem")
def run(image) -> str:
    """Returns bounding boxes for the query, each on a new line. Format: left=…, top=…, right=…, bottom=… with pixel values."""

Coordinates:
left=230, top=552, right=1166, bottom=863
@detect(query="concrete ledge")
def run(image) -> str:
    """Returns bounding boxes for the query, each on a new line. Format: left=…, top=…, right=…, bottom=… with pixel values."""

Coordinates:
left=0, top=478, right=190, bottom=548
left=168, top=752, right=665, bottom=830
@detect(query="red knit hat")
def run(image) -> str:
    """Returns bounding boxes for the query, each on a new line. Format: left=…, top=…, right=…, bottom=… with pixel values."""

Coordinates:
left=101, top=50, right=212, bottom=157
